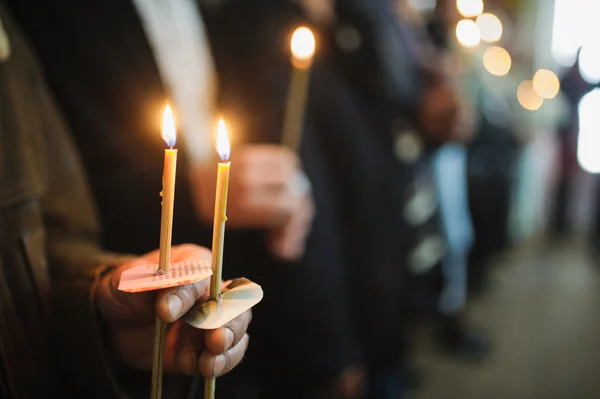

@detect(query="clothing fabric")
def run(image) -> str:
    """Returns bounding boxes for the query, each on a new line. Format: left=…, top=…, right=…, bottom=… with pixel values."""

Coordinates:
left=433, top=144, right=473, bottom=314
left=204, top=3, right=444, bottom=397
left=0, top=7, right=141, bottom=398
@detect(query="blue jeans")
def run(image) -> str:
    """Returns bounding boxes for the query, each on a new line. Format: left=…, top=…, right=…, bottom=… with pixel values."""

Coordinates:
left=433, top=144, right=474, bottom=315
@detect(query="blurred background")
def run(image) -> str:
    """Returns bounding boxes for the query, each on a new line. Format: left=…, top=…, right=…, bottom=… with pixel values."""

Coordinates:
left=406, top=0, right=600, bottom=398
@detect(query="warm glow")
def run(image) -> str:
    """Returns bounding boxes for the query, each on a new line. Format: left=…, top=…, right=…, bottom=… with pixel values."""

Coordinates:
left=216, top=119, right=231, bottom=161
left=578, top=89, right=600, bottom=174
left=457, top=0, right=484, bottom=18
left=483, top=46, right=512, bottom=76
left=456, top=19, right=481, bottom=48
left=578, top=44, right=600, bottom=84
left=291, top=27, right=315, bottom=61
left=532, top=69, right=561, bottom=99
left=476, top=13, right=503, bottom=42
left=517, top=80, right=544, bottom=111
left=162, top=104, right=176, bottom=147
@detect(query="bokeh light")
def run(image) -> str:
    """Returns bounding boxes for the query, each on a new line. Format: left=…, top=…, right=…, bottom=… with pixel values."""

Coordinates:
left=578, top=88, right=600, bottom=174
left=483, top=46, right=512, bottom=76
left=578, top=44, right=600, bottom=84
left=532, top=69, right=560, bottom=99
left=517, top=80, right=544, bottom=111
left=457, top=0, right=484, bottom=18
left=456, top=19, right=481, bottom=48
left=476, top=13, right=503, bottom=42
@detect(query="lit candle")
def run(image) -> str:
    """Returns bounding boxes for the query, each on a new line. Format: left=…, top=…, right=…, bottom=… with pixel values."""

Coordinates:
left=151, top=104, right=178, bottom=399
left=209, top=118, right=231, bottom=298
left=204, top=118, right=231, bottom=399
left=281, top=26, right=315, bottom=152
left=158, top=104, right=178, bottom=274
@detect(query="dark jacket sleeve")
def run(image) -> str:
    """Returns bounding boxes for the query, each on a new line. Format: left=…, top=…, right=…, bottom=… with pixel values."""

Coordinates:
left=23, top=12, right=195, bottom=397
left=30, top=31, right=137, bottom=399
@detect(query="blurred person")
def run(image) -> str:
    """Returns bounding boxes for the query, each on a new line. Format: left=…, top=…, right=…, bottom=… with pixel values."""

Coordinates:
left=423, top=0, right=490, bottom=362
left=204, top=0, right=462, bottom=396
left=0, top=6, right=251, bottom=399
left=445, top=8, right=529, bottom=295
left=552, top=48, right=596, bottom=237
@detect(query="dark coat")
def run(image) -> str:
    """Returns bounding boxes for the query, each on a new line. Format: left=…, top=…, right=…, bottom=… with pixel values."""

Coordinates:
left=0, top=6, right=144, bottom=398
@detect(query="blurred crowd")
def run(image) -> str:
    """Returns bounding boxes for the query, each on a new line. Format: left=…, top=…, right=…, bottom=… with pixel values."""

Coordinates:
left=0, top=0, right=597, bottom=398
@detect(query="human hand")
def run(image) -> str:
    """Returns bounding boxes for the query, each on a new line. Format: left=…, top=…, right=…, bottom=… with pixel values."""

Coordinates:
left=96, top=244, right=251, bottom=377
left=335, top=365, right=366, bottom=399
left=418, top=81, right=460, bottom=143
left=191, top=144, right=315, bottom=259
left=267, top=177, right=315, bottom=260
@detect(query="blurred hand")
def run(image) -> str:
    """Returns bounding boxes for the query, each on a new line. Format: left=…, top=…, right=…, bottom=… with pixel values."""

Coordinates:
left=191, top=144, right=315, bottom=260
left=267, top=179, right=315, bottom=260
left=418, top=81, right=460, bottom=143
left=96, top=244, right=251, bottom=377
left=335, top=365, right=366, bottom=399
left=298, top=0, right=334, bottom=24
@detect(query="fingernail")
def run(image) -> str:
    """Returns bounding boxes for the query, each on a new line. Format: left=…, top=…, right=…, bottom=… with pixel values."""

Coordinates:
left=212, top=354, right=227, bottom=377
left=168, top=293, right=183, bottom=318
left=224, top=327, right=235, bottom=350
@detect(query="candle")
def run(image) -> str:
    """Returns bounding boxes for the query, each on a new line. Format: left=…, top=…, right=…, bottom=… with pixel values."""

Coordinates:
left=281, top=26, right=315, bottom=152
left=158, top=104, right=178, bottom=274
left=151, top=104, right=178, bottom=399
left=204, top=118, right=231, bottom=399
left=209, top=118, right=231, bottom=298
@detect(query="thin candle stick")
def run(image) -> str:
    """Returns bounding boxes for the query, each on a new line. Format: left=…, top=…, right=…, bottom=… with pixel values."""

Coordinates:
left=281, top=26, right=315, bottom=152
left=151, top=107, right=178, bottom=399
left=204, top=160, right=230, bottom=398
left=204, top=119, right=231, bottom=399
left=281, top=67, right=311, bottom=151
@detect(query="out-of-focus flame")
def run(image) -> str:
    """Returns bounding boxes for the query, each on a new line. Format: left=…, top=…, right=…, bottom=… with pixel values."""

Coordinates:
left=457, top=0, right=484, bottom=18
left=216, top=119, right=230, bottom=161
left=291, top=27, right=315, bottom=61
left=483, top=46, right=512, bottom=76
left=476, top=13, right=503, bottom=42
left=162, top=104, right=177, bottom=147
left=532, top=69, right=560, bottom=99
left=517, top=80, right=544, bottom=111
left=456, top=19, right=481, bottom=48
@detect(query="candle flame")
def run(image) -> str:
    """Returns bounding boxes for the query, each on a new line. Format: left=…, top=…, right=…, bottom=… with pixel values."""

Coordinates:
left=216, top=118, right=230, bottom=161
left=291, top=27, right=315, bottom=61
left=162, top=104, right=177, bottom=147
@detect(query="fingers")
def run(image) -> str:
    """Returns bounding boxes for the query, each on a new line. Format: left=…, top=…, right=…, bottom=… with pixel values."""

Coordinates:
left=176, top=345, right=199, bottom=375
left=156, top=278, right=211, bottom=323
left=268, top=193, right=315, bottom=260
left=198, top=333, right=250, bottom=378
left=155, top=245, right=213, bottom=323
left=204, top=309, right=253, bottom=354
left=171, top=309, right=251, bottom=375
left=195, top=144, right=305, bottom=229
left=96, top=262, right=156, bottom=327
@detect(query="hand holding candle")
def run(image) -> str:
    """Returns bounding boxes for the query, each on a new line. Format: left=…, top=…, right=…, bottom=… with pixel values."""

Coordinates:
left=190, top=144, right=314, bottom=260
